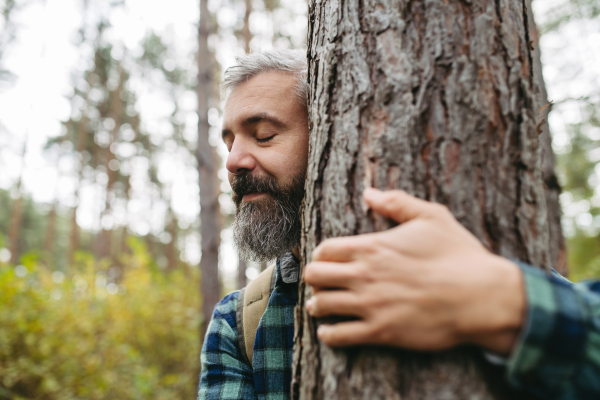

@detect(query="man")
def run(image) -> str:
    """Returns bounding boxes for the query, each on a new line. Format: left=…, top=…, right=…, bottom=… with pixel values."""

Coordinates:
left=198, top=49, right=600, bottom=400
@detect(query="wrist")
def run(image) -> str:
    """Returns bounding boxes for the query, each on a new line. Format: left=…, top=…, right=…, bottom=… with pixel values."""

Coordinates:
left=460, top=256, right=526, bottom=355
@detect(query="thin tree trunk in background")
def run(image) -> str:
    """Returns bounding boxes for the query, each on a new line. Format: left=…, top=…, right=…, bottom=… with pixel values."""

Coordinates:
left=527, top=0, right=567, bottom=276
left=167, top=209, right=178, bottom=270
left=237, top=0, right=250, bottom=285
left=243, top=0, right=252, bottom=53
left=197, top=0, right=222, bottom=340
left=8, top=196, right=23, bottom=265
left=8, top=139, right=27, bottom=265
left=69, top=115, right=89, bottom=266
left=119, top=178, right=131, bottom=258
left=293, top=0, right=549, bottom=398
left=120, top=226, right=128, bottom=257
left=97, top=69, right=124, bottom=260
left=238, top=257, right=246, bottom=289
left=43, top=201, right=57, bottom=266
left=145, top=233, right=155, bottom=258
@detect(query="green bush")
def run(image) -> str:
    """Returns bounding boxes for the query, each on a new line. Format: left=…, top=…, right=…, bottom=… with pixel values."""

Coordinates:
left=0, top=238, right=201, bottom=400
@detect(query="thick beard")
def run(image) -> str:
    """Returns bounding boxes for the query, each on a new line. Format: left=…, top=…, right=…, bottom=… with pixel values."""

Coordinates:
left=231, top=172, right=304, bottom=262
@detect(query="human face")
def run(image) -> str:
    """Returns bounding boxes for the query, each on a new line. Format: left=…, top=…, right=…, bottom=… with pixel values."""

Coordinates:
left=222, top=71, right=309, bottom=201
left=223, top=71, right=309, bottom=261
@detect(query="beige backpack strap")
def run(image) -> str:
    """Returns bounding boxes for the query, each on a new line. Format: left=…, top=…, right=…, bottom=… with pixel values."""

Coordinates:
left=236, top=263, right=276, bottom=367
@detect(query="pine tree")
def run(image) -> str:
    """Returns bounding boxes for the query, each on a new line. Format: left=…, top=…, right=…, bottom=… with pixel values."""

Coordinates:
left=293, top=0, right=554, bottom=398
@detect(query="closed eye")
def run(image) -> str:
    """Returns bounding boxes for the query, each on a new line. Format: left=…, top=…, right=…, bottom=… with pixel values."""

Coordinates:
left=256, top=135, right=275, bottom=143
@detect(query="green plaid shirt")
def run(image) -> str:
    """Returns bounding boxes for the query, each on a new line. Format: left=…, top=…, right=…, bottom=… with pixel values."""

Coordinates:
left=198, top=259, right=600, bottom=400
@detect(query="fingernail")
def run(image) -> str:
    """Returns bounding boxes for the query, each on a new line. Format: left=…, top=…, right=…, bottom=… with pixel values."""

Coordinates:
left=306, top=298, right=314, bottom=314
left=317, top=325, right=328, bottom=338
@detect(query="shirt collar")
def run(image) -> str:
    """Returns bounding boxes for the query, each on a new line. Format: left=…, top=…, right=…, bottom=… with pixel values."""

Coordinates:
left=277, top=252, right=299, bottom=284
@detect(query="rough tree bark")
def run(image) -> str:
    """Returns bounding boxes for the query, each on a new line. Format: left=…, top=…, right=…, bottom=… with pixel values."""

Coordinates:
left=197, top=0, right=222, bottom=339
left=292, top=0, right=551, bottom=398
left=527, top=1, right=567, bottom=276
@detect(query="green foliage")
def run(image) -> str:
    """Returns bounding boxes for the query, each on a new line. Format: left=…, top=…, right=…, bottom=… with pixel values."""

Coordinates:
left=568, top=233, right=600, bottom=281
left=0, top=238, right=201, bottom=400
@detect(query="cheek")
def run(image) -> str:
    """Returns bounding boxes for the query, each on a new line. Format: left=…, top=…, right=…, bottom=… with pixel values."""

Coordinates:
left=262, top=141, right=308, bottom=183
left=287, top=136, right=309, bottom=176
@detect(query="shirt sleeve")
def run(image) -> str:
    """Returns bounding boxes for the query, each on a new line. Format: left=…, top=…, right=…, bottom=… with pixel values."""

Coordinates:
left=507, top=263, right=600, bottom=399
left=198, top=292, right=258, bottom=400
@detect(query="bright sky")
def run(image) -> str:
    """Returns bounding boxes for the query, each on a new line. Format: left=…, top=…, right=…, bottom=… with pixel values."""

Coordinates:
left=0, top=0, right=598, bottom=276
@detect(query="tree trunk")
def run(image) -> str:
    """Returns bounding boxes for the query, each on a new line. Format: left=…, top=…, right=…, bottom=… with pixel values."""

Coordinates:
left=8, top=139, right=27, bottom=265
left=198, top=0, right=222, bottom=340
left=8, top=196, right=23, bottom=265
left=43, top=201, right=57, bottom=266
left=238, top=257, right=247, bottom=289
left=293, top=0, right=550, bottom=398
left=97, top=69, right=125, bottom=260
left=243, top=0, right=252, bottom=53
left=527, top=0, right=567, bottom=276
left=167, top=209, right=178, bottom=270
left=69, top=115, right=89, bottom=266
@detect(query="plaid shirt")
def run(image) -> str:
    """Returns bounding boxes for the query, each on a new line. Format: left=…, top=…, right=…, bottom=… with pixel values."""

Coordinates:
left=199, top=255, right=298, bottom=400
left=198, top=259, right=600, bottom=400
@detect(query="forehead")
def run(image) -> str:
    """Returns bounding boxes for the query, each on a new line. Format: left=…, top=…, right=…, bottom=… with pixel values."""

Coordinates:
left=223, top=71, right=299, bottom=124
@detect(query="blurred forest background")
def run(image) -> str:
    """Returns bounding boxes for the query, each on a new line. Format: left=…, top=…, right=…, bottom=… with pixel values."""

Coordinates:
left=0, top=0, right=598, bottom=398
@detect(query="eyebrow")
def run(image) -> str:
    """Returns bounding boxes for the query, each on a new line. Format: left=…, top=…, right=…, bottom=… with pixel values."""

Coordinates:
left=221, top=112, right=288, bottom=140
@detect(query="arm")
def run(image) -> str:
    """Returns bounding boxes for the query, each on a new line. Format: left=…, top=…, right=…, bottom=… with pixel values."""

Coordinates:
left=198, top=292, right=257, bottom=400
left=507, top=263, right=600, bottom=399
left=304, top=188, right=524, bottom=353
left=303, top=188, right=600, bottom=399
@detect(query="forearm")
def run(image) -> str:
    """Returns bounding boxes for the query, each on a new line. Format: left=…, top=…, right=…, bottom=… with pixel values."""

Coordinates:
left=457, top=256, right=526, bottom=355
left=506, top=263, right=600, bottom=399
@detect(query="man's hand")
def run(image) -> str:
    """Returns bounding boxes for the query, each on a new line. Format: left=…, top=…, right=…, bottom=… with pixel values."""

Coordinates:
left=304, top=188, right=526, bottom=355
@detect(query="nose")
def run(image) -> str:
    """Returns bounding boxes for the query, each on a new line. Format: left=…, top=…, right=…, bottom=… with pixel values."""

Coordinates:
left=226, top=137, right=257, bottom=175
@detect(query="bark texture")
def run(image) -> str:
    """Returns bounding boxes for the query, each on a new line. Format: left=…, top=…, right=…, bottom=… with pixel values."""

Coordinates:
left=527, top=1, right=567, bottom=275
left=293, top=0, right=551, bottom=398
left=197, top=0, right=222, bottom=340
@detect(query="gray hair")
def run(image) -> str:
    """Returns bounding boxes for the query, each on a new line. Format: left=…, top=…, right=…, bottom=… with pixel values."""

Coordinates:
left=222, top=49, right=308, bottom=109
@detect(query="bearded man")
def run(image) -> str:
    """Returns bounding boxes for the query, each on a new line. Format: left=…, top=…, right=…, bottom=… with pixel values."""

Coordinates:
left=198, top=50, right=600, bottom=400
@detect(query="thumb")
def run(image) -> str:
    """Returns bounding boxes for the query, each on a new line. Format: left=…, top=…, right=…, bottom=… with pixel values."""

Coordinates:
left=363, top=188, right=434, bottom=224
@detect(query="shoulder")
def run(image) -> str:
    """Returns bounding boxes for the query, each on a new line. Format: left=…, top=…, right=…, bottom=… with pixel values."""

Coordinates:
left=203, top=291, right=241, bottom=353
left=212, top=291, right=240, bottom=325
left=204, top=291, right=241, bottom=341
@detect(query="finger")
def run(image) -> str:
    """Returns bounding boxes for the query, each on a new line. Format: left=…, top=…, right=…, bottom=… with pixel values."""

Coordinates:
left=317, top=321, right=375, bottom=347
left=306, top=291, right=363, bottom=318
left=363, top=188, right=440, bottom=224
left=312, top=235, right=375, bottom=262
left=304, top=261, right=360, bottom=290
